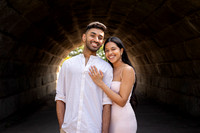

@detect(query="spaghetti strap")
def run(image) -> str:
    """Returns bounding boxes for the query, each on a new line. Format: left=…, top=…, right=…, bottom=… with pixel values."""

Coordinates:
left=120, top=69, right=123, bottom=81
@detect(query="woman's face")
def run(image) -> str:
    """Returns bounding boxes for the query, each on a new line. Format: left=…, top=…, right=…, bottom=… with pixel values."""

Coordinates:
left=104, top=42, right=123, bottom=64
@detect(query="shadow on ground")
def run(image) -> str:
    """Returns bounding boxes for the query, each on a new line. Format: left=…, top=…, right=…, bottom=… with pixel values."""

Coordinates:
left=0, top=93, right=59, bottom=133
left=1, top=94, right=200, bottom=133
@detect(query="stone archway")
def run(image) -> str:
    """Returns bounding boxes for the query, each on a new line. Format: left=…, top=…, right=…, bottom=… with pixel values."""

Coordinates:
left=0, top=0, right=200, bottom=119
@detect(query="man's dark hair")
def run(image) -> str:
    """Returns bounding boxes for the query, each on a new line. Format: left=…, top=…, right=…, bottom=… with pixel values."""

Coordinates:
left=86, top=21, right=107, bottom=32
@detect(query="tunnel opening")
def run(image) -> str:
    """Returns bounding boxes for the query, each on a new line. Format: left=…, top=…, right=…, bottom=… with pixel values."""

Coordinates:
left=0, top=0, right=200, bottom=121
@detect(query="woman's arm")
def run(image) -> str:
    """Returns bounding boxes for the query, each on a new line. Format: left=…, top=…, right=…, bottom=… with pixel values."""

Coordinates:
left=102, top=104, right=111, bottom=133
left=89, top=66, right=135, bottom=107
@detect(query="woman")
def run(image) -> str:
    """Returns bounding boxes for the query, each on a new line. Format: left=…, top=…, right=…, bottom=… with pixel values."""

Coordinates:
left=89, top=37, right=137, bottom=133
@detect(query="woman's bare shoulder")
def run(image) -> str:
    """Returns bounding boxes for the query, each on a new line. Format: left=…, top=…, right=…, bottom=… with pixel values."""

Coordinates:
left=123, top=64, right=134, bottom=74
left=121, top=65, right=135, bottom=83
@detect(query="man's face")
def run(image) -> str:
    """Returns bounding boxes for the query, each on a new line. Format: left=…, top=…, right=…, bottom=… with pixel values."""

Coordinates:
left=82, top=28, right=104, bottom=52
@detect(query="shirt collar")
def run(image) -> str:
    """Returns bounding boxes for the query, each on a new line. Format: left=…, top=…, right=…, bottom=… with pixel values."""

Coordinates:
left=80, top=54, right=99, bottom=59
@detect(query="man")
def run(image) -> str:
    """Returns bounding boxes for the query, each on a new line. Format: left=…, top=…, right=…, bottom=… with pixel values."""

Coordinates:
left=55, top=22, right=113, bottom=133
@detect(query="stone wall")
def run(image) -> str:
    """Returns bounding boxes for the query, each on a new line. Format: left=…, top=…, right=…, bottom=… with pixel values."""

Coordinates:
left=0, top=31, right=59, bottom=119
left=0, top=0, right=200, bottom=119
left=124, top=1, right=200, bottom=115
left=0, top=0, right=65, bottom=119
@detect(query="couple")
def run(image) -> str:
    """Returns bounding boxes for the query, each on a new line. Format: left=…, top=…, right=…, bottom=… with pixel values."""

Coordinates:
left=55, top=22, right=137, bottom=133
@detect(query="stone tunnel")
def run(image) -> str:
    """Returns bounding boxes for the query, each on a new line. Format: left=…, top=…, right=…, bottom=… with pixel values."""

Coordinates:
left=0, top=0, right=200, bottom=120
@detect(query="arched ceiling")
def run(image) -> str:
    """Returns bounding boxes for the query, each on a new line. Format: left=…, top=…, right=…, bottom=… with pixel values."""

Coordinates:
left=1, top=0, right=200, bottom=64
left=0, top=0, right=200, bottom=118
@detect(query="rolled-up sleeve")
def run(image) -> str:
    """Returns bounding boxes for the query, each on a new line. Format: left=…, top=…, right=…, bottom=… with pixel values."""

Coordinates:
left=55, top=61, right=67, bottom=103
left=102, top=66, right=113, bottom=105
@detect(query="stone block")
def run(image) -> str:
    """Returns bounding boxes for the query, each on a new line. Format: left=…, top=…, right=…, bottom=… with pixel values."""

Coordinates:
left=146, top=86, right=159, bottom=100
left=0, top=80, right=8, bottom=98
left=123, top=36, right=137, bottom=48
left=41, top=53, right=53, bottom=65
left=146, top=50, right=165, bottom=63
left=46, top=82, right=56, bottom=94
left=135, top=74, right=142, bottom=84
left=134, top=65, right=145, bottom=74
left=135, top=24, right=155, bottom=39
left=171, top=43, right=189, bottom=61
left=134, top=55, right=150, bottom=65
left=0, top=95, right=18, bottom=120
left=156, top=77, right=168, bottom=89
left=8, top=0, right=49, bottom=23
left=172, top=18, right=200, bottom=40
left=135, top=83, right=147, bottom=98
left=137, top=74, right=151, bottom=85
left=170, top=63, right=186, bottom=77
left=193, top=60, right=200, bottom=78
left=37, top=86, right=46, bottom=99
left=129, top=46, right=141, bottom=57
left=42, top=75, right=51, bottom=85
left=129, top=0, right=164, bottom=26
left=167, top=0, right=200, bottom=17
left=18, top=77, right=30, bottom=90
left=52, top=44, right=65, bottom=57
left=185, top=38, right=200, bottom=59
left=167, top=78, right=186, bottom=92
left=1, top=61, right=24, bottom=78
left=188, top=79, right=200, bottom=97
left=12, top=45, right=38, bottom=63
left=188, top=96, right=200, bottom=116
left=159, top=47, right=175, bottom=62
left=167, top=78, right=200, bottom=97
left=50, top=73, right=57, bottom=82
left=36, top=76, right=42, bottom=87
left=135, top=41, right=151, bottom=55
left=0, top=0, right=30, bottom=38
left=9, top=78, right=20, bottom=92
left=136, top=64, right=159, bottom=75
left=146, top=4, right=181, bottom=33
left=153, top=26, right=183, bottom=47
left=0, top=33, right=15, bottom=58
left=171, top=61, right=195, bottom=77
left=147, top=64, right=160, bottom=75
left=144, top=39, right=160, bottom=51
left=135, top=40, right=159, bottom=55
left=188, top=9, right=200, bottom=32
left=49, top=56, right=62, bottom=65
left=29, top=77, right=36, bottom=88
left=165, top=91, right=200, bottom=116
left=145, top=87, right=200, bottom=116
left=156, top=63, right=173, bottom=76
left=151, top=76, right=160, bottom=87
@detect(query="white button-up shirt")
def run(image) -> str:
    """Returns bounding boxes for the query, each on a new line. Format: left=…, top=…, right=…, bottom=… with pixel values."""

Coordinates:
left=55, top=54, right=113, bottom=133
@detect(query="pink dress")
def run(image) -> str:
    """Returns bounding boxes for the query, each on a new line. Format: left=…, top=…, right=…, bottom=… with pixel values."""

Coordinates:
left=109, top=81, right=137, bottom=133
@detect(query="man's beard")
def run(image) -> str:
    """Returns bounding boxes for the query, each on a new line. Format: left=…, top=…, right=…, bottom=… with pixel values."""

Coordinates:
left=85, top=39, right=101, bottom=52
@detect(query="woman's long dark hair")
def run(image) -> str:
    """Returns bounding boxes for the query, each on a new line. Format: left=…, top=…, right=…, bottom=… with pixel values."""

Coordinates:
left=103, top=37, right=138, bottom=110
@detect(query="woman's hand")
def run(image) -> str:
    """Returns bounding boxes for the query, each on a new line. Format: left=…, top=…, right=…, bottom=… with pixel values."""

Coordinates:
left=88, top=66, right=104, bottom=87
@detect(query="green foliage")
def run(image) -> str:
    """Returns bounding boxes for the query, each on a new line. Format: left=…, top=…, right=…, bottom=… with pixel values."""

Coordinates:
left=68, top=45, right=84, bottom=57
left=96, top=45, right=106, bottom=61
